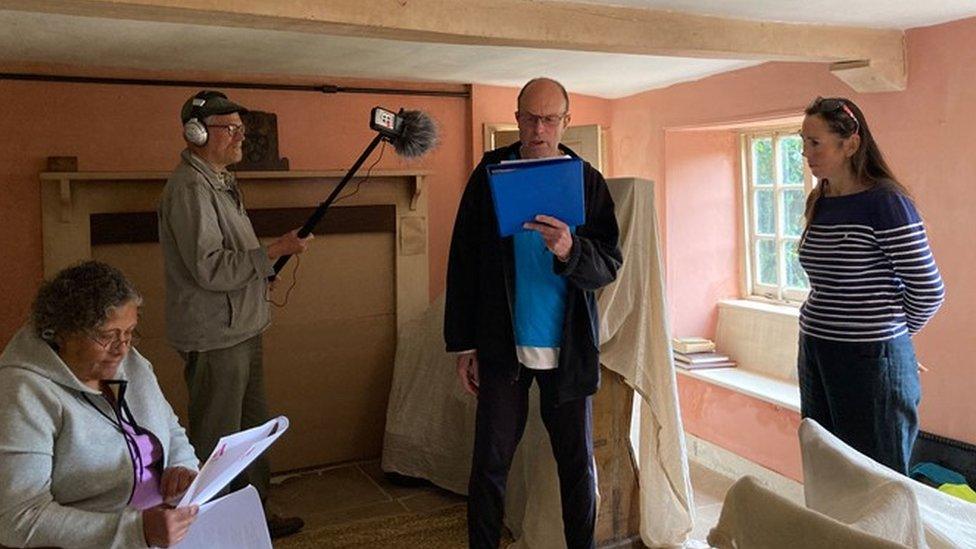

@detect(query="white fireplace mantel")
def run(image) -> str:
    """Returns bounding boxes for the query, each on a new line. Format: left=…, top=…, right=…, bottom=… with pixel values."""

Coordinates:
left=40, top=168, right=431, bottom=330
left=41, top=169, right=428, bottom=222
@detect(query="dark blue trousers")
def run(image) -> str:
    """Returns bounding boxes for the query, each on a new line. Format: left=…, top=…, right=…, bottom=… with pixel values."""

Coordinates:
left=798, top=333, right=921, bottom=475
left=467, top=366, right=596, bottom=549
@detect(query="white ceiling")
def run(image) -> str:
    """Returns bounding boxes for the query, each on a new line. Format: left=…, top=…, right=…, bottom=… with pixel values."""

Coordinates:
left=1, top=2, right=974, bottom=99
left=571, top=0, right=976, bottom=29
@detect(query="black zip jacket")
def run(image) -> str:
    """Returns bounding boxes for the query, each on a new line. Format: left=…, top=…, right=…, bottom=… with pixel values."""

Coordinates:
left=444, top=142, right=622, bottom=403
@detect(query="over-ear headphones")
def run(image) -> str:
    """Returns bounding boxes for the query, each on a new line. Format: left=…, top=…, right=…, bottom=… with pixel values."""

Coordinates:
left=182, top=91, right=229, bottom=146
left=183, top=117, right=208, bottom=146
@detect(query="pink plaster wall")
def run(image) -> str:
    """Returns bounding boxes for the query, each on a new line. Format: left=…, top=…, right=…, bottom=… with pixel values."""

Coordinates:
left=678, top=375, right=804, bottom=480
left=663, top=130, right=741, bottom=338
left=609, top=17, right=976, bottom=473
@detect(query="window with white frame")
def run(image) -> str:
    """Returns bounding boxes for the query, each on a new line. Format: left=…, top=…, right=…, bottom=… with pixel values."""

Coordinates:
left=741, top=128, right=814, bottom=302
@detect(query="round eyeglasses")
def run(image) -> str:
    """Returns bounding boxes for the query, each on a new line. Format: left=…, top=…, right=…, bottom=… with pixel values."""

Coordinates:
left=207, top=123, right=247, bottom=137
left=88, top=329, right=141, bottom=351
left=516, top=111, right=568, bottom=127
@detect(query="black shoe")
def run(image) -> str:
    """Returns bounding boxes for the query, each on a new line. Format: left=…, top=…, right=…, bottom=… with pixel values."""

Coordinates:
left=267, top=513, right=305, bottom=539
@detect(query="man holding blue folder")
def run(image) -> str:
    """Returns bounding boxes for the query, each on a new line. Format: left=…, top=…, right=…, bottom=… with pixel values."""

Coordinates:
left=445, top=78, right=622, bottom=549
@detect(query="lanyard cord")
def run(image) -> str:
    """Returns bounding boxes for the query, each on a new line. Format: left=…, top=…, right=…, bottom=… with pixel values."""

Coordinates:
left=82, top=388, right=146, bottom=487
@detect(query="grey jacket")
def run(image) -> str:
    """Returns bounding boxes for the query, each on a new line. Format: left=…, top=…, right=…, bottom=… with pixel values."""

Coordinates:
left=0, top=326, right=198, bottom=549
left=158, top=150, right=274, bottom=352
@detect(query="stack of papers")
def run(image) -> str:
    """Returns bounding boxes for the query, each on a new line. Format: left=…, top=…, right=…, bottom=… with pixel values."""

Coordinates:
left=671, top=337, right=716, bottom=354
left=178, top=416, right=289, bottom=508
left=173, top=486, right=270, bottom=549
left=673, top=351, right=736, bottom=370
left=169, top=416, right=289, bottom=549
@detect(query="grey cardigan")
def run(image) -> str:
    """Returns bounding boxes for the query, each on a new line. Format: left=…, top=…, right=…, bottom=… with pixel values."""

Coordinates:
left=158, top=150, right=274, bottom=352
left=0, top=326, right=199, bottom=549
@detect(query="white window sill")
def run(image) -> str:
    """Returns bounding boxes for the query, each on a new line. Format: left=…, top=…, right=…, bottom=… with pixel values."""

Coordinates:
left=718, top=298, right=800, bottom=319
left=677, top=367, right=801, bottom=413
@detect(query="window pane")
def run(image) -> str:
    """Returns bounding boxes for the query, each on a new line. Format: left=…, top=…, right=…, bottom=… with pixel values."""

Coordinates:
left=783, top=240, right=809, bottom=289
left=779, top=135, right=804, bottom=184
left=755, top=190, right=774, bottom=235
left=752, top=137, right=773, bottom=186
left=782, top=189, right=806, bottom=237
left=756, top=239, right=777, bottom=285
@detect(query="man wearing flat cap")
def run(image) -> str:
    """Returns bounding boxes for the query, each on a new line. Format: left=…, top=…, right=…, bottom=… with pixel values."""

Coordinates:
left=158, top=90, right=309, bottom=538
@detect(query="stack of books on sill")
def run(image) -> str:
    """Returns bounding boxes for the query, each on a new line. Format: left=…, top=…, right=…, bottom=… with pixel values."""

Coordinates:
left=671, top=337, right=736, bottom=371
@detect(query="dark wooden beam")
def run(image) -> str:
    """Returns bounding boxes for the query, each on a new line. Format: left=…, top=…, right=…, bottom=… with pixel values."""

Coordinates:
left=90, top=205, right=395, bottom=245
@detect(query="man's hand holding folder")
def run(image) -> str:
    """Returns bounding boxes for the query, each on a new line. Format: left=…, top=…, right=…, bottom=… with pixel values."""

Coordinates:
left=524, top=214, right=573, bottom=261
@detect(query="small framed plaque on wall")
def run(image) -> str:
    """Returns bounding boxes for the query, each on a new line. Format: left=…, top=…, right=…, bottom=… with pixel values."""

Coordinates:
left=231, top=110, right=289, bottom=171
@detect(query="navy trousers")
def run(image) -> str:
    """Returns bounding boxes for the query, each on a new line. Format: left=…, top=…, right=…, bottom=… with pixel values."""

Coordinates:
left=467, top=366, right=596, bottom=549
left=798, top=333, right=921, bottom=475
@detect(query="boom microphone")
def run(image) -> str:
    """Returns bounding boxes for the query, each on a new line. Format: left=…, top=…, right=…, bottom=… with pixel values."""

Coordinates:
left=369, top=107, right=438, bottom=158
left=271, top=107, right=439, bottom=276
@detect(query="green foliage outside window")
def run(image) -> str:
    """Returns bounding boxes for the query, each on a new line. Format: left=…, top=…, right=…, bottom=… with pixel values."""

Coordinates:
left=749, top=131, right=810, bottom=298
left=781, top=135, right=804, bottom=184
left=753, top=138, right=773, bottom=186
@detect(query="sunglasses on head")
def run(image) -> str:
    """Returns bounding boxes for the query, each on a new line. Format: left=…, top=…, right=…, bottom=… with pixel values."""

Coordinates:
left=809, top=97, right=860, bottom=136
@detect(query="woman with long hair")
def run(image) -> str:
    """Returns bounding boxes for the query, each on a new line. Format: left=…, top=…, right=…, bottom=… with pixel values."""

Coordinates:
left=797, top=96, right=945, bottom=475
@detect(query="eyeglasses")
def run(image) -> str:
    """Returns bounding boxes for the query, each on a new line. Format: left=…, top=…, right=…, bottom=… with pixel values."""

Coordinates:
left=207, top=123, right=246, bottom=137
left=516, top=111, right=568, bottom=127
left=88, top=328, right=141, bottom=351
left=808, top=97, right=859, bottom=136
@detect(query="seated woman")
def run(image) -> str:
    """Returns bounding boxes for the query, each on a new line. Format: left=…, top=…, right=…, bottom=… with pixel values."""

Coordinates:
left=0, top=261, right=200, bottom=548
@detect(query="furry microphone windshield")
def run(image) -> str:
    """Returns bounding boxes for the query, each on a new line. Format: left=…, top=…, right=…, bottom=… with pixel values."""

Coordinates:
left=390, top=110, right=438, bottom=158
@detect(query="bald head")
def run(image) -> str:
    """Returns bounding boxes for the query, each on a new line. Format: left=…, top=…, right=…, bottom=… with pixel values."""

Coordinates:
left=515, top=78, right=571, bottom=159
left=517, top=78, right=569, bottom=113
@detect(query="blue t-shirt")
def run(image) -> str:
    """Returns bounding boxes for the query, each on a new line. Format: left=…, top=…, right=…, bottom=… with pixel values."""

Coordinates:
left=513, top=230, right=568, bottom=350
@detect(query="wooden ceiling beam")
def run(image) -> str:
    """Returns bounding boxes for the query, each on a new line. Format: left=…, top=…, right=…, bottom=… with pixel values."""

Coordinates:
left=2, top=0, right=907, bottom=91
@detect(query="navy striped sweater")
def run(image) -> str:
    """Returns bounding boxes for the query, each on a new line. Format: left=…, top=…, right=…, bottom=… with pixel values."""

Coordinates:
left=798, top=187, right=945, bottom=342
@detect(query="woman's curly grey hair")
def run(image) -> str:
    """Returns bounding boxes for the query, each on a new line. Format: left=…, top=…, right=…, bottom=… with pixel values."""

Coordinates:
left=31, top=260, right=142, bottom=341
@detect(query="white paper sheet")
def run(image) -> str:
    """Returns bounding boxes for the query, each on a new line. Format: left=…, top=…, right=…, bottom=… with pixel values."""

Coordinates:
left=172, top=485, right=272, bottom=549
left=178, top=416, right=289, bottom=508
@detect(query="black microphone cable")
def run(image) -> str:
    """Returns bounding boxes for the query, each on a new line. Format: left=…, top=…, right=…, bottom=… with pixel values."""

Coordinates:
left=334, top=141, right=387, bottom=205
left=266, top=141, right=387, bottom=308
left=265, top=254, right=300, bottom=308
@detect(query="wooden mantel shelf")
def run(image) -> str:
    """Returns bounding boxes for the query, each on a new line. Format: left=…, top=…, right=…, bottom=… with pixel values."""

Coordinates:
left=40, top=169, right=431, bottom=221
